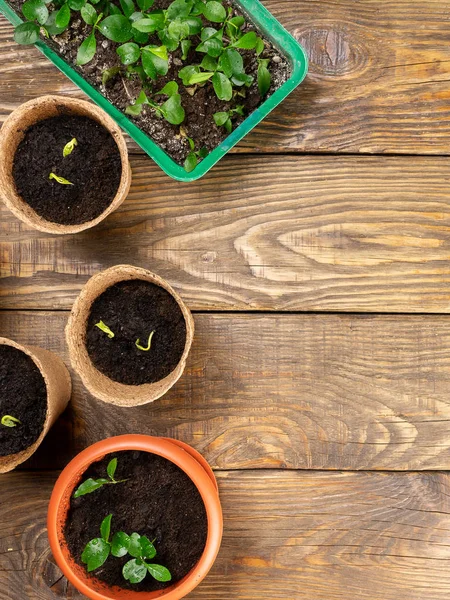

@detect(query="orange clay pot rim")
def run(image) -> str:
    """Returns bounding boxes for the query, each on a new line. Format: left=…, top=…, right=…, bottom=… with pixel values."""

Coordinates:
left=47, top=435, right=222, bottom=600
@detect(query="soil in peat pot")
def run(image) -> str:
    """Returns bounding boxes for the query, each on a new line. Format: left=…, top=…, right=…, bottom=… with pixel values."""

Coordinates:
left=9, top=0, right=291, bottom=166
left=86, top=280, right=187, bottom=385
left=0, top=345, right=47, bottom=456
left=12, top=115, right=122, bottom=225
left=65, top=450, right=208, bottom=592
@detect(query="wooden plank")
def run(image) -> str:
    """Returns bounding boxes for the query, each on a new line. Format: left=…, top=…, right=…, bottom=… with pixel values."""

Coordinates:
left=2, top=310, right=450, bottom=471
left=1, top=470, right=450, bottom=599
left=3, top=155, right=450, bottom=313
left=2, top=1, right=450, bottom=155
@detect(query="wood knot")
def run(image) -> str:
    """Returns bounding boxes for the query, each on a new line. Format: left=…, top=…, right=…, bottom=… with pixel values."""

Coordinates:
left=296, top=25, right=368, bottom=77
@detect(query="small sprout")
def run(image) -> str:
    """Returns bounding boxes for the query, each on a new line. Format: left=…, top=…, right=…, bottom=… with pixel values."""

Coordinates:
left=63, top=137, right=78, bottom=157
left=49, top=173, right=73, bottom=185
left=184, top=137, right=208, bottom=173
left=81, top=514, right=112, bottom=572
left=95, top=320, right=115, bottom=339
left=74, top=458, right=127, bottom=498
left=1, top=415, right=21, bottom=428
left=135, top=330, right=155, bottom=352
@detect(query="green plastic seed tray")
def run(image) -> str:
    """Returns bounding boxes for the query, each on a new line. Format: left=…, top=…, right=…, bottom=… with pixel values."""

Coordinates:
left=0, top=0, right=308, bottom=181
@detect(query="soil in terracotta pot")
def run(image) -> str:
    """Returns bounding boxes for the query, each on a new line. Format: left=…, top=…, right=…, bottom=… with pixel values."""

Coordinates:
left=86, top=279, right=187, bottom=385
left=9, top=0, right=291, bottom=166
left=12, top=114, right=122, bottom=225
left=0, top=345, right=47, bottom=456
left=65, top=450, right=208, bottom=592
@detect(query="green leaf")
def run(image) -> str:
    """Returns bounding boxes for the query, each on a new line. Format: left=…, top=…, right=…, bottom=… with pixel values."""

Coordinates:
left=184, top=151, right=197, bottom=173
left=185, top=16, right=202, bottom=34
left=200, top=26, right=218, bottom=41
left=188, top=71, right=214, bottom=84
left=132, top=13, right=164, bottom=32
left=120, top=0, right=135, bottom=17
left=255, top=36, right=264, bottom=56
left=68, top=0, right=86, bottom=10
left=212, top=71, right=232, bottom=101
left=95, top=320, right=115, bottom=338
left=196, top=35, right=222, bottom=57
left=81, top=3, right=97, bottom=24
left=161, top=93, right=185, bottom=125
left=111, top=532, right=131, bottom=557
left=233, top=31, right=257, bottom=49
left=107, top=458, right=117, bottom=480
left=178, top=64, right=199, bottom=85
left=168, top=19, right=189, bottom=41
left=146, top=563, right=172, bottom=582
left=81, top=538, right=110, bottom=572
left=117, top=42, right=140, bottom=64
left=102, top=65, right=120, bottom=85
left=44, top=11, right=67, bottom=35
left=200, top=54, right=216, bottom=71
left=100, top=514, right=112, bottom=543
left=224, top=117, right=232, bottom=133
left=231, top=72, right=253, bottom=87
left=76, top=31, right=96, bottom=65
left=198, top=146, right=208, bottom=158
left=257, top=62, right=271, bottom=96
left=73, top=477, right=105, bottom=498
left=133, top=29, right=149, bottom=44
left=213, top=111, right=229, bottom=126
left=180, top=39, right=191, bottom=60
left=137, top=0, right=154, bottom=10
left=139, top=536, right=157, bottom=559
left=128, top=533, right=143, bottom=558
left=158, top=80, right=178, bottom=96
left=14, top=21, right=40, bottom=44
left=55, top=3, right=71, bottom=28
left=123, top=558, right=147, bottom=584
left=141, top=47, right=168, bottom=79
left=22, top=0, right=48, bottom=25
left=48, top=172, right=74, bottom=185
left=148, top=44, right=168, bottom=60
left=219, top=48, right=243, bottom=77
left=98, top=15, right=133, bottom=42
left=63, top=137, right=77, bottom=157
left=226, top=15, right=244, bottom=38
left=166, top=0, right=193, bottom=20
left=203, top=0, right=225, bottom=23
left=1, top=415, right=21, bottom=427
left=109, top=4, right=122, bottom=15
left=125, top=103, right=143, bottom=116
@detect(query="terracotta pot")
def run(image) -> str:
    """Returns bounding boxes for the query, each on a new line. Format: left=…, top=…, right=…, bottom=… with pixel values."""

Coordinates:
left=0, top=337, right=72, bottom=473
left=0, top=95, right=131, bottom=234
left=48, top=435, right=223, bottom=600
left=66, top=265, right=194, bottom=407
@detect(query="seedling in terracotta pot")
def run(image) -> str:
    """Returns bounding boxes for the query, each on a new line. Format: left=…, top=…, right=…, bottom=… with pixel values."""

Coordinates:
left=74, top=458, right=127, bottom=497
left=0, top=337, right=71, bottom=473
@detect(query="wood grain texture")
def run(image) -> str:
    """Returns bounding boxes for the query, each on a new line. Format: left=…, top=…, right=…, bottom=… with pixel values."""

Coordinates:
left=2, top=1, right=450, bottom=154
left=3, top=310, right=450, bottom=471
left=3, top=155, right=450, bottom=312
left=1, top=470, right=450, bottom=599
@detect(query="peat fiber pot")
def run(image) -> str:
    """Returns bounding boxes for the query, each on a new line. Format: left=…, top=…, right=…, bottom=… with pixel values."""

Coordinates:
left=65, top=265, right=194, bottom=407
left=0, top=337, right=71, bottom=473
left=0, top=95, right=131, bottom=234
left=48, top=435, right=223, bottom=600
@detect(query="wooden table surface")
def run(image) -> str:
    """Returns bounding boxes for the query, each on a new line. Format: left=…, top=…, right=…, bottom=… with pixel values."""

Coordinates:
left=2, top=1, right=450, bottom=598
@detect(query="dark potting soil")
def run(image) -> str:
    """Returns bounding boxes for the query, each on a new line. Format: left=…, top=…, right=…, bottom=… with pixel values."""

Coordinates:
left=86, top=279, right=187, bottom=385
left=12, top=115, right=122, bottom=225
left=0, top=345, right=47, bottom=456
left=64, top=450, right=208, bottom=592
left=9, top=0, right=291, bottom=166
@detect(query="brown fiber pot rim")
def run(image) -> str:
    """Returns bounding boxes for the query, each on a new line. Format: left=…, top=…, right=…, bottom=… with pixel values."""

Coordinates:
left=0, top=337, right=71, bottom=473
left=47, top=435, right=223, bottom=600
left=65, top=265, right=194, bottom=407
left=0, top=95, right=131, bottom=234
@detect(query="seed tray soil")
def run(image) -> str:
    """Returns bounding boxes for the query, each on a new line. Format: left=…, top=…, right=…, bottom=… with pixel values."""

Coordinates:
left=12, top=114, right=122, bottom=225
left=86, top=279, right=187, bottom=385
left=65, top=450, right=208, bottom=592
left=9, top=0, right=291, bottom=165
left=0, top=345, right=47, bottom=456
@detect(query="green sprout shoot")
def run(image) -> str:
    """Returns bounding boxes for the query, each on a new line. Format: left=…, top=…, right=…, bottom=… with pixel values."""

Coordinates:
left=135, top=331, right=155, bottom=352
left=95, top=320, right=115, bottom=339
left=49, top=172, right=73, bottom=185
left=74, top=458, right=127, bottom=498
left=82, top=514, right=172, bottom=583
left=63, top=137, right=78, bottom=157
left=1, top=415, right=21, bottom=428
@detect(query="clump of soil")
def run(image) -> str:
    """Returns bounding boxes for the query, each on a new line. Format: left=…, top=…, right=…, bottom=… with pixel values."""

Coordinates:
left=86, top=280, right=187, bottom=385
left=65, top=450, right=208, bottom=592
left=9, top=0, right=291, bottom=165
left=0, top=345, right=47, bottom=456
left=12, top=114, right=122, bottom=225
